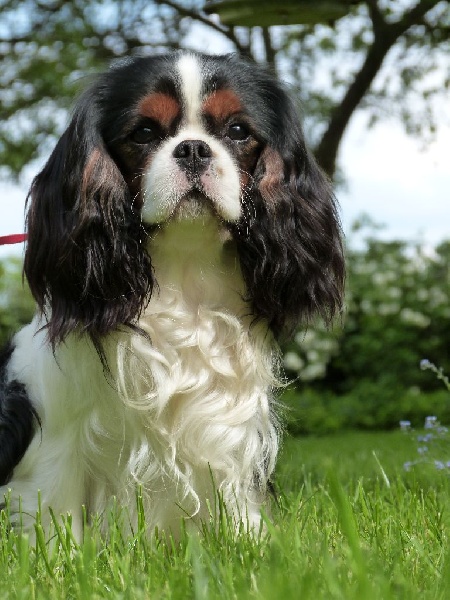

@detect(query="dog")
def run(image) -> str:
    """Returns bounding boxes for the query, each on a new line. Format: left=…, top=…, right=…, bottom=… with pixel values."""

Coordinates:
left=0, top=52, right=344, bottom=540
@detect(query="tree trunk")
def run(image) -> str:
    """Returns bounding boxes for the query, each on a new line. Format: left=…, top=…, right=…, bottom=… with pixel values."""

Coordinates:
left=314, top=34, right=395, bottom=178
left=314, top=0, right=443, bottom=178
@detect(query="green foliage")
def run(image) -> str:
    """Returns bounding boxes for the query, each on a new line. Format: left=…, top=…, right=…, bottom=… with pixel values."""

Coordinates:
left=0, top=0, right=191, bottom=178
left=203, top=0, right=354, bottom=26
left=1, top=0, right=449, bottom=177
left=335, top=237, right=449, bottom=390
left=283, top=386, right=450, bottom=434
left=283, top=228, right=450, bottom=433
left=1, top=431, right=450, bottom=598
left=0, top=255, right=35, bottom=346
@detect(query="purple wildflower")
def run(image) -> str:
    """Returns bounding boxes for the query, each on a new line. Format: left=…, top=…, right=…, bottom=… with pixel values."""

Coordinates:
left=425, top=416, right=438, bottom=429
left=420, top=359, right=432, bottom=371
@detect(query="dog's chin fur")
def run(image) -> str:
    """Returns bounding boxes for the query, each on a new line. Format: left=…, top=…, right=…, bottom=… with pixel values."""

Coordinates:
left=169, top=192, right=225, bottom=225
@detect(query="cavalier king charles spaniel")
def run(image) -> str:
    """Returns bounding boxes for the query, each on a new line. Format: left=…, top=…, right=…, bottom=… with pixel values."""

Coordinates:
left=0, top=52, right=344, bottom=540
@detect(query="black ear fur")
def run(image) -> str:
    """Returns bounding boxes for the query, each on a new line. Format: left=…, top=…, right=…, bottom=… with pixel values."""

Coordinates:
left=233, top=127, right=345, bottom=339
left=24, top=92, right=153, bottom=349
left=0, top=343, right=40, bottom=486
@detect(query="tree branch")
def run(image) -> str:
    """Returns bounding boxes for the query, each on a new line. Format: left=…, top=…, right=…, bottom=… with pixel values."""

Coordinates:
left=390, top=0, right=447, bottom=37
left=261, top=27, right=277, bottom=72
left=153, top=0, right=251, bottom=55
left=314, top=0, right=445, bottom=177
left=366, top=0, right=385, bottom=34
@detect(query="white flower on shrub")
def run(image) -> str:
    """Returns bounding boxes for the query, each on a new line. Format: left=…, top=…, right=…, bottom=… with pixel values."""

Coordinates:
left=378, top=303, right=400, bottom=316
left=417, top=288, right=429, bottom=302
left=353, top=261, right=377, bottom=275
left=387, top=287, right=402, bottom=299
left=286, top=327, right=339, bottom=381
left=300, top=363, right=327, bottom=381
left=283, top=352, right=304, bottom=372
left=372, top=271, right=397, bottom=285
left=360, top=299, right=373, bottom=313
left=306, top=349, right=321, bottom=363
left=429, top=287, right=447, bottom=307
left=295, top=330, right=316, bottom=346
left=400, top=308, right=431, bottom=328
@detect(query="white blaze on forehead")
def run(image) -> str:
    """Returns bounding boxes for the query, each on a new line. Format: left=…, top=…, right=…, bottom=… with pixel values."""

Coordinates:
left=142, top=53, right=242, bottom=225
left=176, top=54, right=203, bottom=126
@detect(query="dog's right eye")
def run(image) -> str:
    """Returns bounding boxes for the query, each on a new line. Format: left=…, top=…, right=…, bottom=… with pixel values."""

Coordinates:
left=130, top=125, right=160, bottom=145
left=227, top=123, right=251, bottom=142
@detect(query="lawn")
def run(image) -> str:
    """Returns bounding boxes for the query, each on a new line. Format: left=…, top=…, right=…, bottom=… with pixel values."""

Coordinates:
left=1, top=430, right=449, bottom=599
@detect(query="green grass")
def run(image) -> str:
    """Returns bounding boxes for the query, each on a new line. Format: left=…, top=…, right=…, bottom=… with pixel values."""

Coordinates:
left=1, top=431, right=450, bottom=599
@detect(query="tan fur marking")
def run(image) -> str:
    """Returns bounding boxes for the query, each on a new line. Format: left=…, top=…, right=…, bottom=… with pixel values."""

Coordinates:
left=81, top=148, right=103, bottom=206
left=259, top=147, right=285, bottom=204
left=138, top=93, right=180, bottom=127
left=81, top=147, right=124, bottom=219
left=202, top=89, right=242, bottom=121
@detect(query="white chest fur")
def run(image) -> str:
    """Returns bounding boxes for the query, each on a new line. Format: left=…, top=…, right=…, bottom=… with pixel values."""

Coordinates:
left=4, top=216, right=280, bottom=538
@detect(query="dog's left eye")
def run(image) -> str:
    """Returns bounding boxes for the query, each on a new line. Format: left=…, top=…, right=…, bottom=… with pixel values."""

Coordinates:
left=130, top=125, right=160, bottom=145
left=227, top=123, right=250, bottom=141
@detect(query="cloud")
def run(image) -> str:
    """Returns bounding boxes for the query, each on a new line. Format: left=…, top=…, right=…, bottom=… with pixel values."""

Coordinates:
left=339, top=113, right=449, bottom=244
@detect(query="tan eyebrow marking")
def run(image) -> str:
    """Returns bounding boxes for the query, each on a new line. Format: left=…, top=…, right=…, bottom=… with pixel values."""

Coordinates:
left=202, top=89, right=242, bottom=121
left=138, top=93, right=180, bottom=127
left=259, top=147, right=284, bottom=205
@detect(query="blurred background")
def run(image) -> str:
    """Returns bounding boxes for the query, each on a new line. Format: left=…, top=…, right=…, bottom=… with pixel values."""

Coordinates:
left=1, top=0, right=449, bottom=434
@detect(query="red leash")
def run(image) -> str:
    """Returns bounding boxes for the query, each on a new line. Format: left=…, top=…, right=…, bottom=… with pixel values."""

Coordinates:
left=0, top=234, right=28, bottom=245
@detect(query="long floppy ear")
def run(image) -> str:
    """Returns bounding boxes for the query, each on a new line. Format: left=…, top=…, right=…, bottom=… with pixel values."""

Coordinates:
left=233, top=123, right=345, bottom=339
left=24, top=92, right=153, bottom=349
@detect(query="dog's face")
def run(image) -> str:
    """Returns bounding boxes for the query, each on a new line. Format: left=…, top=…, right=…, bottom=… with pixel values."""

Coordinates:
left=24, top=52, right=345, bottom=346
left=99, top=53, right=286, bottom=227
left=107, top=54, right=257, bottom=225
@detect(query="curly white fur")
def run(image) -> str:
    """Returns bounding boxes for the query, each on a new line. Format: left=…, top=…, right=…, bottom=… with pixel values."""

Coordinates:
left=3, top=215, right=280, bottom=540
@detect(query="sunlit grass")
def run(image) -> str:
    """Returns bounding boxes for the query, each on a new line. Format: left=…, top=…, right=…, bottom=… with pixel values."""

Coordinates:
left=1, top=431, right=449, bottom=599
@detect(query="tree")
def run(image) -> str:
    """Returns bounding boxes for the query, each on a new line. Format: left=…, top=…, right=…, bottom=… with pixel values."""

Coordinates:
left=0, top=0, right=448, bottom=179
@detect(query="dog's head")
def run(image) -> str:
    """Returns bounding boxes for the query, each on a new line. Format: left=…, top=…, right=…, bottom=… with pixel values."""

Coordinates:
left=25, top=52, right=345, bottom=345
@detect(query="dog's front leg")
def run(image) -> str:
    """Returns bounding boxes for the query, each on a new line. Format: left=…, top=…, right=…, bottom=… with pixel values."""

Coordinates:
left=1, top=431, right=88, bottom=543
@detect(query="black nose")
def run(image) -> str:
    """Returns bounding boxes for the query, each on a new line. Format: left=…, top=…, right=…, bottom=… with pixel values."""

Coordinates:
left=173, top=140, right=212, bottom=176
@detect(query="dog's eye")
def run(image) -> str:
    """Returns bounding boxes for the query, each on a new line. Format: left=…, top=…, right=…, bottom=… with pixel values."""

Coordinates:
left=227, top=123, right=250, bottom=141
left=130, top=126, right=159, bottom=145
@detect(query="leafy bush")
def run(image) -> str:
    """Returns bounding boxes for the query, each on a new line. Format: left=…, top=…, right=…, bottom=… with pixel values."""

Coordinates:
left=283, top=227, right=450, bottom=433
left=282, top=386, right=450, bottom=435
left=0, top=256, right=35, bottom=346
left=399, top=362, right=450, bottom=476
